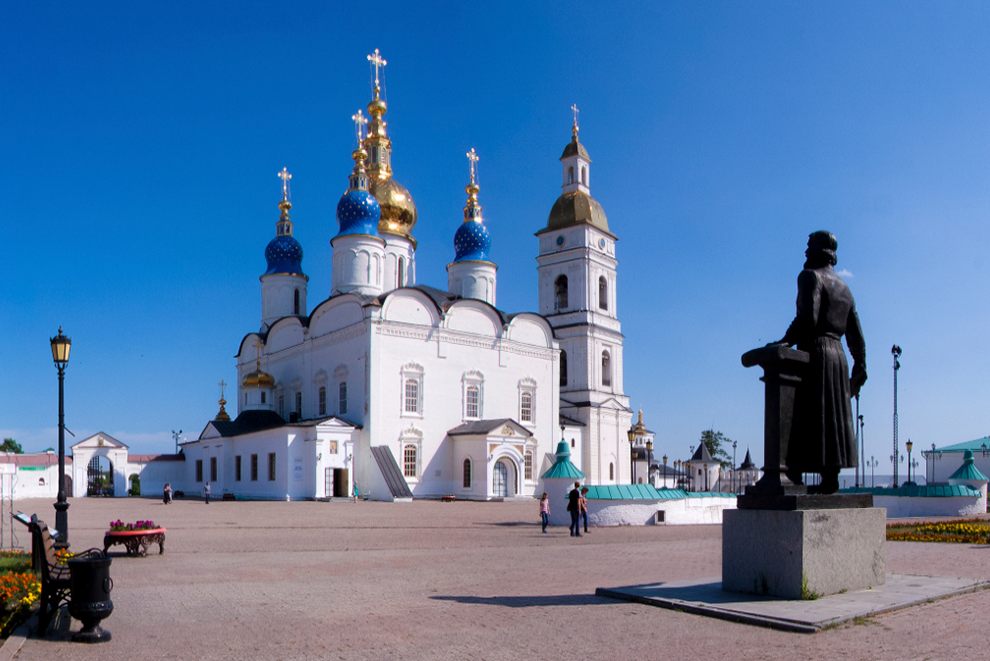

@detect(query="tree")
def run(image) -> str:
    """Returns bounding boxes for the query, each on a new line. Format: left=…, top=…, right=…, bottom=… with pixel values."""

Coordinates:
left=1, top=438, right=23, bottom=454
left=698, top=430, right=733, bottom=468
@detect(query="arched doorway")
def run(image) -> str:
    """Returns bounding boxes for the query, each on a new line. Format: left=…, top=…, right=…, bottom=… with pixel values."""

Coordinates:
left=87, top=455, right=114, bottom=497
left=492, top=459, right=517, bottom=498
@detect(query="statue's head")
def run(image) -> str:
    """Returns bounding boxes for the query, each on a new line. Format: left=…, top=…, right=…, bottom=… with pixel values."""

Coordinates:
left=805, top=230, right=837, bottom=267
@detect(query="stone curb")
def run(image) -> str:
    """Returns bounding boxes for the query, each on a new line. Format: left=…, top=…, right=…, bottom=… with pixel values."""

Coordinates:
left=0, top=611, right=37, bottom=661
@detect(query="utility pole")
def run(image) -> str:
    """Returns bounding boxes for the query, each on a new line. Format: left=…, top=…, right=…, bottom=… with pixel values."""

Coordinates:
left=891, top=345, right=902, bottom=488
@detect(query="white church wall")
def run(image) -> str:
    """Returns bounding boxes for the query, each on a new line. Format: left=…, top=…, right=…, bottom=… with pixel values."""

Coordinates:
left=876, top=494, right=985, bottom=518
left=310, top=298, right=365, bottom=338
left=266, top=318, right=306, bottom=354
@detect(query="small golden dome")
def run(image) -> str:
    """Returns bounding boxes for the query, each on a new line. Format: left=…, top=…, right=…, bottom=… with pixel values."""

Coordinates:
left=369, top=176, right=418, bottom=242
left=543, top=190, right=611, bottom=236
left=242, top=369, right=275, bottom=388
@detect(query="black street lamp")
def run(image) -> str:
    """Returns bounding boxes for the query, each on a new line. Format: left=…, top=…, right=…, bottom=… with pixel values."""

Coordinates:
left=627, top=427, right=636, bottom=485
left=646, top=439, right=653, bottom=485
left=904, top=438, right=914, bottom=482
left=172, top=429, right=183, bottom=455
left=859, top=413, right=865, bottom=487
left=867, top=456, right=879, bottom=488
left=50, top=327, right=72, bottom=549
left=662, top=454, right=668, bottom=488
left=732, top=440, right=737, bottom=494
left=891, top=345, right=902, bottom=487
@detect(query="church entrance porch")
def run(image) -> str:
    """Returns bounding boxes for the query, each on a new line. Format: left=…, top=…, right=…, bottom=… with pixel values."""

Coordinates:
left=493, top=459, right=517, bottom=497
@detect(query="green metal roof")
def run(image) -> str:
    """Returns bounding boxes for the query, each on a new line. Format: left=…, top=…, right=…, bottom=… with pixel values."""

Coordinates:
left=582, top=486, right=736, bottom=501
left=934, top=436, right=990, bottom=453
left=541, top=441, right=586, bottom=480
left=949, top=450, right=989, bottom=482
left=839, top=484, right=982, bottom=498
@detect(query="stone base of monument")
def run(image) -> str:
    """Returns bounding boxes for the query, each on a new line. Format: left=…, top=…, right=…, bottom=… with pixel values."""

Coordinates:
left=722, top=506, right=886, bottom=600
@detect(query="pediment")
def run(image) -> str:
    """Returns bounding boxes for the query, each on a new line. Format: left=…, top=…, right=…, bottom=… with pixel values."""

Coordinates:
left=72, top=432, right=128, bottom=450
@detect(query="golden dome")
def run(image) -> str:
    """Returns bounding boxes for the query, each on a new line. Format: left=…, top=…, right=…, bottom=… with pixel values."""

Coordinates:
left=242, top=368, right=274, bottom=388
left=369, top=176, right=418, bottom=242
left=543, top=190, right=612, bottom=236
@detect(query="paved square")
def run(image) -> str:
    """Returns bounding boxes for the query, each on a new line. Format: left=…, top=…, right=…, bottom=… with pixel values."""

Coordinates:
left=6, top=497, right=990, bottom=660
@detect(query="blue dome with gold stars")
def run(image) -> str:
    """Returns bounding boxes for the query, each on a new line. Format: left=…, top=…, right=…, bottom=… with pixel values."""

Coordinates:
left=453, top=220, right=491, bottom=262
left=336, top=189, right=381, bottom=237
left=265, top=234, right=304, bottom=275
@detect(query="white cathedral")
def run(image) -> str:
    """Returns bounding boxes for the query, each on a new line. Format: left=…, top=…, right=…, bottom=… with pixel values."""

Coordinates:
left=178, top=62, right=635, bottom=501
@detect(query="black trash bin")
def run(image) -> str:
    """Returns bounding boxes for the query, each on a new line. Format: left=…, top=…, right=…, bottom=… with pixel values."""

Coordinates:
left=66, top=555, right=113, bottom=643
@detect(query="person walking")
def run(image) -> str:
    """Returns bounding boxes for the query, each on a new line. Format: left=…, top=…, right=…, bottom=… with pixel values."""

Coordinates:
left=567, top=482, right=582, bottom=537
left=539, top=492, right=550, bottom=533
left=203, top=481, right=211, bottom=504
left=163, top=483, right=172, bottom=505
left=580, top=487, right=590, bottom=533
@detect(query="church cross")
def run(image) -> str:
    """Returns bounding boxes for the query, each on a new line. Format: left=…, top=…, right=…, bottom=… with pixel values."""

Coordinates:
left=571, top=104, right=580, bottom=128
left=367, top=49, right=387, bottom=87
left=277, top=168, right=292, bottom=200
left=252, top=340, right=263, bottom=367
left=218, top=380, right=227, bottom=399
left=466, top=148, right=479, bottom=184
left=352, top=109, right=368, bottom=144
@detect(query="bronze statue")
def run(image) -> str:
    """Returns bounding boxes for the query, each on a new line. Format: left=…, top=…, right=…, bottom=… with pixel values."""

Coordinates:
left=774, top=231, right=866, bottom=494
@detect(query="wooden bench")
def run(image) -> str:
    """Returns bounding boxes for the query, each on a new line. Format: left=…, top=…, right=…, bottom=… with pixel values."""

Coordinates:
left=103, top=528, right=166, bottom=557
left=26, top=516, right=104, bottom=633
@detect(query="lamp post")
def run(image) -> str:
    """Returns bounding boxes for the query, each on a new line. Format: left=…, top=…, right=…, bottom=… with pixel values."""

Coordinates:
left=867, top=456, right=879, bottom=488
left=891, top=345, right=902, bottom=487
left=662, top=455, right=667, bottom=488
left=854, top=396, right=860, bottom=487
left=732, top=440, right=737, bottom=494
left=859, top=413, right=865, bottom=487
left=904, top=438, right=914, bottom=482
left=50, top=327, right=72, bottom=549
left=889, top=452, right=903, bottom=487
left=627, top=427, right=636, bottom=485
left=172, top=429, right=183, bottom=455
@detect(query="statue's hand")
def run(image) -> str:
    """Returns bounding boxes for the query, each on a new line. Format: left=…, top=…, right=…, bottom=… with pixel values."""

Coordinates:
left=850, top=364, right=867, bottom=398
left=765, top=340, right=789, bottom=348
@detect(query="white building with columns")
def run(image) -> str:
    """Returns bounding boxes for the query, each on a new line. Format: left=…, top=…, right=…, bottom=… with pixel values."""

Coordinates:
left=174, top=59, right=637, bottom=501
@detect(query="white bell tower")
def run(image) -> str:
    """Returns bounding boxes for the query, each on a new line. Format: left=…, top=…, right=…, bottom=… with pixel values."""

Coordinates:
left=535, top=109, right=631, bottom=485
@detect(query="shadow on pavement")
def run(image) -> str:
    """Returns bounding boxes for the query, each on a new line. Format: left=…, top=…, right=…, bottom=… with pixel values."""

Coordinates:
left=430, top=594, right=607, bottom=607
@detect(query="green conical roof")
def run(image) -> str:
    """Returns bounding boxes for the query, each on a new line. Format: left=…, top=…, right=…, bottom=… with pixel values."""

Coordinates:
left=949, top=450, right=989, bottom=482
left=541, top=440, right=586, bottom=479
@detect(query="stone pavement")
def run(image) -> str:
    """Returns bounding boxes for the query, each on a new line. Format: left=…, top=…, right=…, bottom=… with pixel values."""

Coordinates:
left=5, top=497, right=990, bottom=660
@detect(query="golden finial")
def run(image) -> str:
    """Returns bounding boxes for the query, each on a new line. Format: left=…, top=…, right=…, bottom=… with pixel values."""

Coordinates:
left=277, top=167, right=292, bottom=202
left=367, top=48, right=387, bottom=96
left=252, top=340, right=263, bottom=370
left=276, top=169, right=292, bottom=233
left=215, top=379, right=231, bottom=421
left=571, top=104, right=580, bottom=136
left=463, top=148, right=482, bottom=223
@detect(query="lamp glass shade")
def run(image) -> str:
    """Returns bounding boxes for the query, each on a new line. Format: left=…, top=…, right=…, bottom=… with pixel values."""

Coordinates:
left=50, top=330, right=71, bottom=365
left=905, top=440, right=913, bottom=453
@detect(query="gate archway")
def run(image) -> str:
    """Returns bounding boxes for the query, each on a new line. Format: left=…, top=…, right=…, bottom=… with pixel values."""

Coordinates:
left=87, top=455, right=114, bottom=496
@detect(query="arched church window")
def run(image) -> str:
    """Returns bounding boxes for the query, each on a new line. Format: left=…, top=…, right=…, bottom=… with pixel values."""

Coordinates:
left=398, top=257, right=405, bottom=288
left=581, top=166, right=587, bottom=185
left=318, top=386, right=327, bottom=416
left=404, top=380, right=419, bottom=413
left=403, top=445, right=417, bottom=478
left=295, top=391, right=302, bottom=416
left=294, top=289, right=300, bottom=315
left=463, top=458, right=472, bottom=488
left=339, top=381, right=348, bottom=415
left=560, top=350, right=567, bottom=387
left=261, top=391, right=266, bottom=404
left=520, top=392, right=532, bottom=422
left=555, top=275, right=568, bottom=311
left=571, top=438, right=575, bottom=448
left=568, top=166, right=574, bottom=184
left=598, top=276, right=608, bottom=311
left=609, top=463, right=614, bottom=481
left=602, top=351, right=611, bottom=387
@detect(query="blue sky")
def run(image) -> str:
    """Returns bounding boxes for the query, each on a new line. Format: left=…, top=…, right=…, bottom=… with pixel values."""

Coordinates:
left=2, top=2, right=988, bottom=480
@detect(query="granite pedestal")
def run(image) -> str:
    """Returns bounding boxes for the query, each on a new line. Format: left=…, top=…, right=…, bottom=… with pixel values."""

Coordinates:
left=722, top=506, right=886, bottom=600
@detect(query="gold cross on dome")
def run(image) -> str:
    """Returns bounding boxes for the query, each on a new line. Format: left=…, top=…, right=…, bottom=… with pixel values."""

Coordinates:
left=367, top=49, right=387, bottom=87
left=218, top=380, right=227, bottom=399
left=252, top=340, right=264, bottom=367
left=466, top=148, right=479, bottom=184
left=352, top=109, right=368, bottom=144
left=571, top=104, right=579, bottom=131
left=277, top=168, right=292, bottom=200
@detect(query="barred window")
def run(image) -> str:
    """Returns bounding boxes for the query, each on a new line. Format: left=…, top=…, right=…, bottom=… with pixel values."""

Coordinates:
left=278, top=393, right=284, bottom=418
left=524, top=452, right=533, bottom=481
left=268, top=453, right=276, bottom=481
left=318, top=387, right=327, bottom=416
left=339, top=381, right=348, bottom=415
left=463, top=458, right=472, bottom=488
left=403, top=445, right=417, bottom=478
left=405, top=380, right=419, bottom=413
left=210, top=457, right=217, bottom=481
left=520, top=392, right=532, bottom=422
left=466, top=386, right=479, bottom=418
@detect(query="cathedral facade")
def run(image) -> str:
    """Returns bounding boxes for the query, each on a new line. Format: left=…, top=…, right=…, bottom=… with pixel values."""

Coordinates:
left=182, top=63, right=634, bottom=501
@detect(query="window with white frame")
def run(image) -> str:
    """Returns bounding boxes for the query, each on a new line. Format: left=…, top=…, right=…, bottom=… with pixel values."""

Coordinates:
left=339, top=381, right=348, bottom=415
left=278, top=391, right=285, bottom=418
left=403, top=445, right=417, bottom=478
left=294, top=391, right=302, bottom=416
left=602, top=350, right=612, bottom=387
left=318, top=387, right=327, bottom=416
left=400, top=363, right=424, bottom=417
left=461, top=371, right=484, bottom=421
left=518, top=378, right=536, bottom=425
left=524, top=451, right=533, bottom=481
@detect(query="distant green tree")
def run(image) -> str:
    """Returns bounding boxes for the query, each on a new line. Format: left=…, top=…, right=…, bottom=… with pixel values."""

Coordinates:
left=699, top=430, right=733, bottom=468
left=1, top=438, right=23, bottom=454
